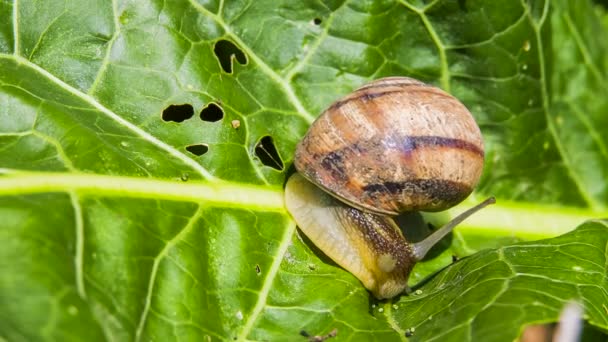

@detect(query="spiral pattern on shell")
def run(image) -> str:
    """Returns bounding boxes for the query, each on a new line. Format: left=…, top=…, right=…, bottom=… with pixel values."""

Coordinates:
left=294, top=77, right=484, bottom=216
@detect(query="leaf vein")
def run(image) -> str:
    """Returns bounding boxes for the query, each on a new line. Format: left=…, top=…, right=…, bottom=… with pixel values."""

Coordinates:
left=134, top=205, right=204, bottom=341
left=12, top=0, right=19, bottom=54
left=87, top=1, right=121, bottom=96
left=526, top=2, right=600, bottom=210
left=187, top=0, right=315, bottom=124
left=236, top=220, right=296, bottom=341
left=71, top=192, right=87, bottom=299
left=283, top=1, right=347, bottom=82
left=397, top=0, right=450, bottom=91
left=1, top=54, right=215, bottom=179
left=27, top=10, right=68, bottom=61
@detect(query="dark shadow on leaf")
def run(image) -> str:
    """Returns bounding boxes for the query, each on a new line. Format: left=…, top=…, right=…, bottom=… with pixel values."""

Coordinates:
left=283, top=163, right=297, bottom=187
left=458, top=0, right=468, bottom=11
left=409, top=254, right=472, bottom=293
left=396, top=212, right=453, bottom=260
left=594, top=0, right=608, bottom=9
left=296, top=229, right=341, bottom=269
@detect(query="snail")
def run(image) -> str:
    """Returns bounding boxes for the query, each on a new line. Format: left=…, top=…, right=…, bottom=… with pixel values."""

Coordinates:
left=284, top=77, right=494, bottom=299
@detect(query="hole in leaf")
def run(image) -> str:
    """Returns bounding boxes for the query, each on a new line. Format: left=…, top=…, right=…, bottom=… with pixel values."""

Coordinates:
left=200, top=103, right=224, bottom=122
left=186, top=144, right=209, bottom=156
left=162, top=104, right=194, bottom=122
left=255, top=136, right=284, bottom=171
left=213, top=39, right=247, bottom=73
left=313, top=17, right=322, bottom=25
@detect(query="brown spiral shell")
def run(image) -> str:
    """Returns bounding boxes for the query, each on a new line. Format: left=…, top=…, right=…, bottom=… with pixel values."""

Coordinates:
left=294, top=77, right=484, bottom=216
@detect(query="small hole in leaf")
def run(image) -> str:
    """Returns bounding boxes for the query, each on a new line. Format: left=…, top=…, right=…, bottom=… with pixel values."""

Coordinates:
left=200, top=103, right=224, bottom=122
left=186, top=144, right=209, bottom=156
left=313, top=17, right=322, bottom=25
left=213, top=39, right=247, bottom=73
left=162, top=104, right=194, bottom=122
left=254, top=136, right=284, bottom=171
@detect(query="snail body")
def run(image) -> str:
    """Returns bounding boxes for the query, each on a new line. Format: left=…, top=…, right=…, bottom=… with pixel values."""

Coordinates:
left=285, top=77, right=492, bottom=299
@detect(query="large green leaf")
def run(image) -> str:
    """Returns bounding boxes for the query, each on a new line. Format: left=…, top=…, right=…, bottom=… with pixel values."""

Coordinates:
left=1, top=0, right=607, bottom=341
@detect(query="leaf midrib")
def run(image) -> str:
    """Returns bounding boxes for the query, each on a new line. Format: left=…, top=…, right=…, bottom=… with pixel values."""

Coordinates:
left=1, top=170, right=605, bottom=241
left=0, top=171, right=285, bottom=211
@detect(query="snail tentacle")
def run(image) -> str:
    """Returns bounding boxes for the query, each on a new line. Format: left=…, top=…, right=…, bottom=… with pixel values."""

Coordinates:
left=412, top=197, right=496, bottom=261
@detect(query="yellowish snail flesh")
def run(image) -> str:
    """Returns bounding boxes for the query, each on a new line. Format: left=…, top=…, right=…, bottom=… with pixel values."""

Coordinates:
left=285, top=77, right=494, bottom=299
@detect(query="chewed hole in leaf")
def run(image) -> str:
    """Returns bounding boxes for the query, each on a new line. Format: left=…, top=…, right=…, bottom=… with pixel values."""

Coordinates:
left=213, top=39, right=247, bottom=73
left=162, top=104, right=194, bottom=122
left=186, top=144, right=209, bottom=156
left=255, top=136, right=284, bottom=171
left=200, top=103, right=224, bottom=122
left=313, top=17, right=322, bottom=25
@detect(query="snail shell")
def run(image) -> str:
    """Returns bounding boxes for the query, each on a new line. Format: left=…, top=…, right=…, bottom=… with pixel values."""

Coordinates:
left=295, top=77, right=484, bottom=216
left=285, top=76, right=491, bottom=299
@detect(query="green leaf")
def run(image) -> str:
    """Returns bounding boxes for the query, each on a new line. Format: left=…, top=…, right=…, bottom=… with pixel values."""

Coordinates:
left=394, top=221, right=608, bottom=341
left=1, top=0, right=607, bottom=341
